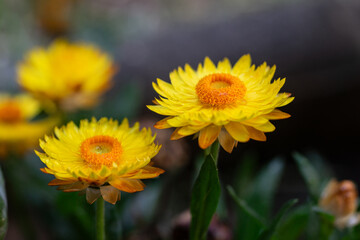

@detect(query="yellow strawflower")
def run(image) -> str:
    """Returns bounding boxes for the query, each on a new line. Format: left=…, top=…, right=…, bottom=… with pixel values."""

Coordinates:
left=148, top=55, right=294, bottom=153
left=17, top=39, right=116, bottom=111
left=36, top=118, right=164, bottom=204
left=0, top=93, right=58, bottom=157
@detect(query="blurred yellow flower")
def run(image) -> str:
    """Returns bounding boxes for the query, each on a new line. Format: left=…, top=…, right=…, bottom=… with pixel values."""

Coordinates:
left=319, top=179, right=359, bottom=228
left=0, top=93, right=58, bottom=157
left=17, top=39, right=116, bottom=111
left=148, top=55, right=294, bottom=153
left=36, top=118, right=164, bottom=204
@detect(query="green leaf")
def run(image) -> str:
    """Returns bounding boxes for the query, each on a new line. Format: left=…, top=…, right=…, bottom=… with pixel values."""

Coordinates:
left=227, top=186, right=266, bottom=226
left=235, top=158, right=284, bottom=239
left=312, top=207, right=335, bottom=222
left=249, top=158, right=285, bottom=217
left=305, top=204, right=335, bottom=240
left=190, top=155, right=221, bottom=240
left=307, top=151, right=333, bottom=183
left=314, top=206, right=336, bottom=239
left=274, top=205, right=310, bottom=240
left=257, top=199, right=298, bottom=240
left=0, top=167, right=7, bottom=240
left=293, top=152, right=321, bottom=200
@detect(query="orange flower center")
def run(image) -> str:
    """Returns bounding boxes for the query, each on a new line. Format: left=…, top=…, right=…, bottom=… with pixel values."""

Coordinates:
left=80, top=135, right=122, bottom=169
left=0, top=101, right=22, bottom=123
left=195, top=73, right=246, bottom=107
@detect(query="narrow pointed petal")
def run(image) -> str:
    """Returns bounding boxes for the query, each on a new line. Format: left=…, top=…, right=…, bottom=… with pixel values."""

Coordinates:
left=154, top=117, right=173, bottom=129
left=263, top=109, right=291, bottom=120
left=217, top=58, right=231, bottom=73
left=224, top=122, right=250, bottom=142
left=170, top=128, right=187, bottom=140
left=218, top=129, right=236, bottom=153
left=129, top=165, right=165, bottom=179
left=177, top=124, right=207, bottom=136
left=279, top=95, right=294, bottom=107
left=203, top=57, right=217, bottom=72
left=100, top=185, right=120, bottom=205
left=232, top=54, right=251, bottom=75
left=198, top=125, right=221, bottom=149
left=253, top=121, right=276, bottom=132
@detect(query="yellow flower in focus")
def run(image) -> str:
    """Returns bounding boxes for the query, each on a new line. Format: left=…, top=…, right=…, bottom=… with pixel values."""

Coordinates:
left=36, top=118, right=164, bottom=204
left=0, top=93, right=58, bottom=157
left=17, top=39, right=116, bottom=111
left=148, top=55, right=294, bottom=153
left=319, top=179, right=360, bottom=228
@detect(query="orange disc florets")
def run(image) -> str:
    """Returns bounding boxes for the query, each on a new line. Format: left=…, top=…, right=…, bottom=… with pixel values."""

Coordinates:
left=0, top=101, right=22, bottom=123
left=80, top=135, right=122, bottom=169
left=195, top=73, right=246, bottom=107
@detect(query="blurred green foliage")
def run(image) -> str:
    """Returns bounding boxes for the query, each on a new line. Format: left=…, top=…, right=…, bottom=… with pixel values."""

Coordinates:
left=223, top=152, right=360, bottom=240
left=232, top=157, right=285, bottom=239
left=0, top=167, right=7, bottom=240
left=0, top=0, right=357, bottom=239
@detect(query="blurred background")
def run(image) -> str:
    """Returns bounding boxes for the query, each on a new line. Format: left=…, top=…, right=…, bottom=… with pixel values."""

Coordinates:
left=1, top=0, right=360, bottom=239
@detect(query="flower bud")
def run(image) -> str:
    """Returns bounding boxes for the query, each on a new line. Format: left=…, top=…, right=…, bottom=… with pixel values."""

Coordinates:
left=319, top=179, right=359, bottom=228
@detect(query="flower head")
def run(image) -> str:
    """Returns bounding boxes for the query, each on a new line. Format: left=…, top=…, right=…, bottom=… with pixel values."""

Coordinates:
left=148, top=55, right=294, bottom=153
left=36, top=118, right=164, bottom=204
left=0, top=93, right=58, bottom=157
left=17, top=39, right=116, bottom=111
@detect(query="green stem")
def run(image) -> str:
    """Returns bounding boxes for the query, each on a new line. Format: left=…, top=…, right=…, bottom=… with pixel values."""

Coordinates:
left=96, top=197, right=105, bottom=240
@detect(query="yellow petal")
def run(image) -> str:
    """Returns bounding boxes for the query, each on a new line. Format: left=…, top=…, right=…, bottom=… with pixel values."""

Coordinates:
left=263, top=109, right=291, bottom=120
left=128, top=165, right=165, bottom=179
left=155, top=78, right=176, bottom=96
left=170, top=128, right=187, bottom=140
left=154, top=117, right=173, bottom=129
left=243, top=118, right=276, bottom=132
left=245, top=126, right=267, bottom=141
left=218, top=129, right=236, bottom=153
left=109, top=178, right=145, bottom=193
left=147, top=105, right=175, bottom=116
left=100, top=185, right=121, bottom=205
left=198, top=125, right=221, bottom=149
left=217, top=58, right=231, bottom=73
left=253, top=121, right=275, bottom=132
left=204, top=57, right=217, bottom=72
left=224, top=122, right=250, bottom=142
left=177, top=124, right=208, bottom=136
left=184, top=64, right=198, bottom=85
left=279, top=94, right=294, bottom=107
left=232, top=54, right=251, bottom=75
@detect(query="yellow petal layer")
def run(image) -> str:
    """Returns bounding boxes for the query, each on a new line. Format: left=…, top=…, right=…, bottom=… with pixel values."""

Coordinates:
left=198, top=125, right=221, bottom=149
